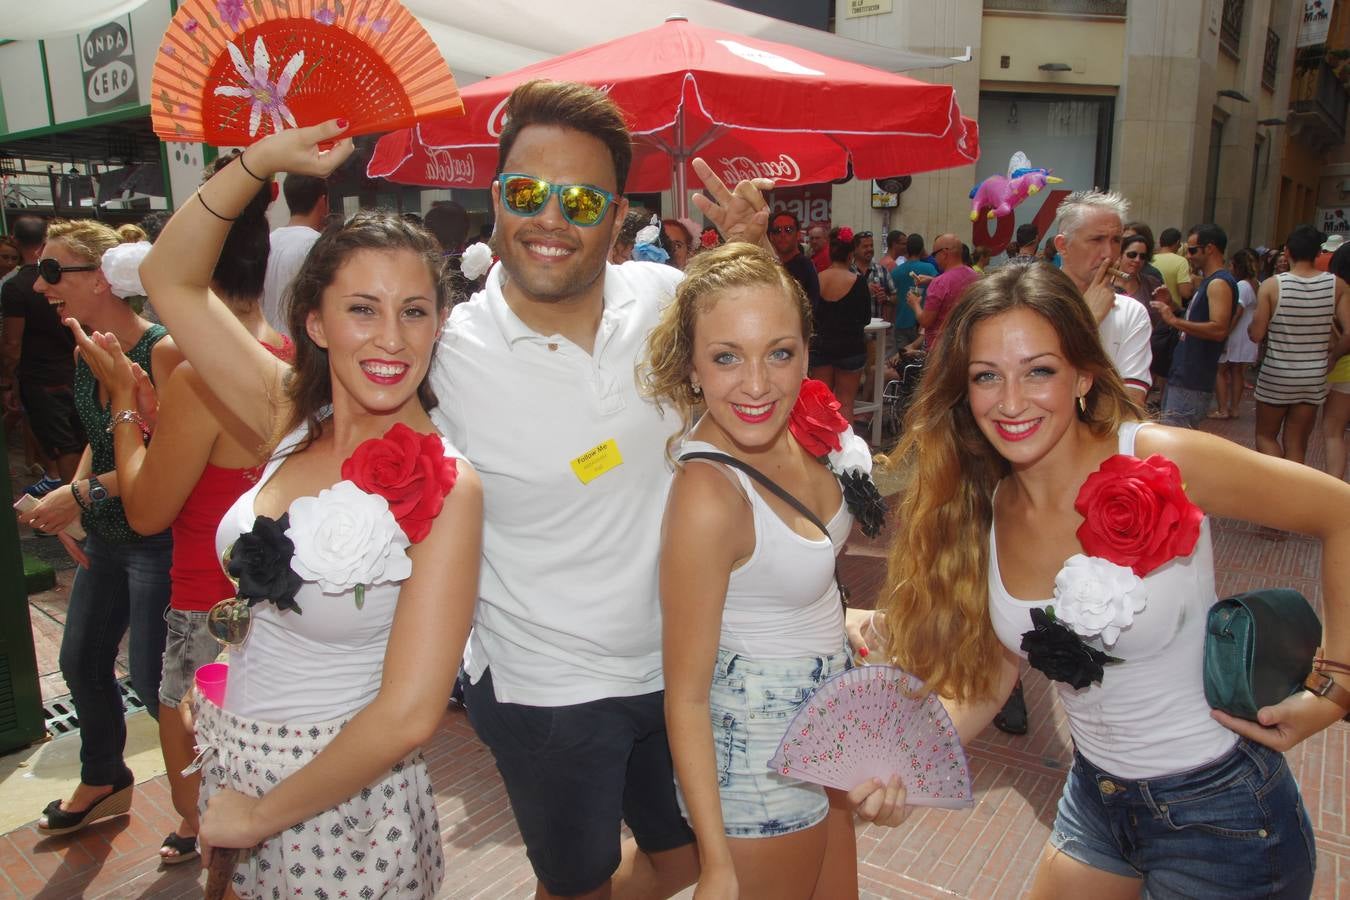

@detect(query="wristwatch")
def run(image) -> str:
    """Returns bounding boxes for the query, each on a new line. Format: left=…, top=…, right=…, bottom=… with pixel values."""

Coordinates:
left=86, top=475, right=109, bottom=503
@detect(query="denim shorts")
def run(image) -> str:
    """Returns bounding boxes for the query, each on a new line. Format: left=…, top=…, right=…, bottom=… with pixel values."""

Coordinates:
left=1160, top=384, right=1215, bottom=429
left=158, top=607, right=222, bottom=708
left=1051, top=739, right=1316, bottom=898
left=677, top=645, right=851, bottom=839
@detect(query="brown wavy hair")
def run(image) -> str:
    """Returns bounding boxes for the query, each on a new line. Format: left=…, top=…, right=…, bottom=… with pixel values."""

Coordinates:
left=280, top=212, right=448, bottom=453
left=641, top=242, right=810, bottom=457
left=880, top=263, right=1142, bottom=702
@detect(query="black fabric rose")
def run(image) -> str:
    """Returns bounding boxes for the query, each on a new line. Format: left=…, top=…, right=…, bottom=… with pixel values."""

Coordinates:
left=840, top=470, right=887, bottom=538
left=1020, top=607, right=1120, bottom=690
left=226, top=513, right=304, bottom=614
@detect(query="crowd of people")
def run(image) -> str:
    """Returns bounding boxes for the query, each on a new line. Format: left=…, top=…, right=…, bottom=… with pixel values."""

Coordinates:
left=2, top=76, right=1349, bottom=900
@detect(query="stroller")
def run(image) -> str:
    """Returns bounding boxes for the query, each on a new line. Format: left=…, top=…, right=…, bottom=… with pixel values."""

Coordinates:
left=881, top=352, right=926, bottom=438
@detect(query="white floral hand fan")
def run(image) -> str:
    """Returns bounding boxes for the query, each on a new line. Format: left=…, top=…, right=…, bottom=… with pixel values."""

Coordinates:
left=769, top=665, right=974, bottom=809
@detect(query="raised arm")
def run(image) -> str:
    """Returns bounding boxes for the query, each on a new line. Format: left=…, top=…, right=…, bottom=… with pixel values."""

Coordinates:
left=198, top=460, right=483, bottom=853
left=1141, top=425, right=1350, bottom=747
left=660, top=463, right=749, bottom=896
left=139, top=121, right=353, bottom=439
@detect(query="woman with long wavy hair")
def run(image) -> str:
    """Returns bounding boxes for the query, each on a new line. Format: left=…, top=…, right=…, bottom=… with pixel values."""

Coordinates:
left=872, top=262, right=1350, bottom=898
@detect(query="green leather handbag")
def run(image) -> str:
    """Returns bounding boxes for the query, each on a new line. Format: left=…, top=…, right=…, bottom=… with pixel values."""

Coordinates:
left=1203, top=588, right=1321, bottom=721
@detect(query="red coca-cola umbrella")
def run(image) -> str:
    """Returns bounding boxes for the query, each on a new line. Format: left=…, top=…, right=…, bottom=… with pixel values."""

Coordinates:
left=367, top=16, right=978, bottom=216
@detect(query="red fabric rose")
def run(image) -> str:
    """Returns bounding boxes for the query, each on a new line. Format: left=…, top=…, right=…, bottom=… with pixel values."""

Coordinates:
left=341, top=423, right=457, bottom=544
left=700, top=227, right=719, bottom=249
left=1074, top=453, right=1203, bottom=577
left=837, top=227, right=854, bottom=244
left=788, top=378, right=850, bottom=457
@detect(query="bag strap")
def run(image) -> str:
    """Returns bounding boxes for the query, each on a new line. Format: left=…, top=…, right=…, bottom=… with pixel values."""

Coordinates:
left=679, top=450, right=830, bottom=539
left=679, top=449, right=850, bottom=606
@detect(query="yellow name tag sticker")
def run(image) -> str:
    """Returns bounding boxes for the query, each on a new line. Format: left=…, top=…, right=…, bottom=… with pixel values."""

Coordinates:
left=570, top=438, right=623, bottom=485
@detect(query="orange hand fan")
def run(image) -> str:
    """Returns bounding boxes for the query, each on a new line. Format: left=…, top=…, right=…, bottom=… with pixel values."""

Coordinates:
left=150, top=0, right=463, bottom=145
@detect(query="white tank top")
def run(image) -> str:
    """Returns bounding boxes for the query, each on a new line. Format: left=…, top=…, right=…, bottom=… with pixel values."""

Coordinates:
left=681, top=439, right=850, bottom=658
left=987, top=421, right=1237, bottom=778
left=215, top=421, right=463, bottom=723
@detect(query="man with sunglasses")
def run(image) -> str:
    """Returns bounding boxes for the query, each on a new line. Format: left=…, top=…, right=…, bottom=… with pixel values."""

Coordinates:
left=0, top=215, right=85, bottom=495
left=427, top=80, right=788, bottom=900
left=768, top=210, right=820, bottom=308
left=1151, top=224, right=1235, bottom=428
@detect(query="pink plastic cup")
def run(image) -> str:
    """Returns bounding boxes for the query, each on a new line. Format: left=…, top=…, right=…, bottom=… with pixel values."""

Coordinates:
left=194, top=662, right=229, bottom=707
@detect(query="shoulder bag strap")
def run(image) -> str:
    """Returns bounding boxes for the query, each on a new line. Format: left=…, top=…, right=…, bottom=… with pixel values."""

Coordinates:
left=679, top=450, right=830, bottom=539
left=679, top=450, right=851, bottom=607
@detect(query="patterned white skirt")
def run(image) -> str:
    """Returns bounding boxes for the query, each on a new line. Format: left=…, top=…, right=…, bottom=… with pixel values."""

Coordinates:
left=193, top=698, right=443, bottom=899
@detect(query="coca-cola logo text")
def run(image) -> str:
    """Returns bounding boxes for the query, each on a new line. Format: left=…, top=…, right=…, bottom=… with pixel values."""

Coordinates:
left=424, top=149, right=475, bottom=185
left=717, top=154, right=801, bottom=184
left=487, top=83, right=616, bottom=138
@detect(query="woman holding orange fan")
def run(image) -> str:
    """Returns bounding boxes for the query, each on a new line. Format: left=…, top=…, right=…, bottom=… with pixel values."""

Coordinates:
left=131, top=120, right=481, bottom=899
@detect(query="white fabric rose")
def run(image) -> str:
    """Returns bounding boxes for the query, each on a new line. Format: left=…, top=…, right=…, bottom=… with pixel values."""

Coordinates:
left=286, top=481, right=411, bottom=594
left=1052, top=554, right=1146, bottom=647
left=101, top=241, right=152, bottom=299
left=827, top=430, right=874, bottom=476
left=460, top=242, right=494, bottom=280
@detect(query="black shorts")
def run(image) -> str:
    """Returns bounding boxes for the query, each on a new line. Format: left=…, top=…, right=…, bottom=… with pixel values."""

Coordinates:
left=809, top=348, right=867, bottom=372
left=463, top=668, right=694, bottom=896
left=19, top=382, right=86, bottom=457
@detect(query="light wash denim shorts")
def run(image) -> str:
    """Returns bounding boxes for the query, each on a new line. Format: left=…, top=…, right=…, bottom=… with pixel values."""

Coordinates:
left=1051, top=739, right=1315, bottom=898
left=158, top=607, right=222, bottom=708
left=677, top=644, right=851, bottom=839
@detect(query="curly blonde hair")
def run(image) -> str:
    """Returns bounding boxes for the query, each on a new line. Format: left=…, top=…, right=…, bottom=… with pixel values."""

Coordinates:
left=641, top=242, right=810, bottom=456
left=45, top=219, right=120, bottom=266
left=881, top=263, right=1142, bottom=702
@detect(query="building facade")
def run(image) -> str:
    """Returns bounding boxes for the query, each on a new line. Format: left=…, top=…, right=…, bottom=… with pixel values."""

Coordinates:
left=824, top=0, right=1305, bottom=255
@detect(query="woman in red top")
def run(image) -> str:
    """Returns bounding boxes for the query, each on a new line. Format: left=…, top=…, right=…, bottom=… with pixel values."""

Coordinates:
left=73, top=153, right=294, bottom=865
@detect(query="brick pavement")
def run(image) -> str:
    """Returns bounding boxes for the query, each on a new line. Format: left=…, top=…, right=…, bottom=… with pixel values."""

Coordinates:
left=3, top=393, right=1347, bottom=898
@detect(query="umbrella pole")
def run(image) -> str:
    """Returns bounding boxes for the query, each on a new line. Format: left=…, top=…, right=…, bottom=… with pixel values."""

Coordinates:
left=672, top=111, right=687, bottom=221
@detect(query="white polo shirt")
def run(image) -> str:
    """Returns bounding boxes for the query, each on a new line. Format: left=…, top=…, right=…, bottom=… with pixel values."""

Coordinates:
left=1100, top=294, right=1153, bottom=393
left=430, top=260, right=683, bottom=706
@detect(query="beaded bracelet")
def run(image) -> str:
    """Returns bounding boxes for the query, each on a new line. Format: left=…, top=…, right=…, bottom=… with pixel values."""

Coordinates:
left=106, top=408, right=150, bottom=437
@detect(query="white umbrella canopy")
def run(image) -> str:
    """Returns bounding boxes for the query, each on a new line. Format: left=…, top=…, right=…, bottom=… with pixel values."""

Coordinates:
left=402, top=0, right=960, bottom=82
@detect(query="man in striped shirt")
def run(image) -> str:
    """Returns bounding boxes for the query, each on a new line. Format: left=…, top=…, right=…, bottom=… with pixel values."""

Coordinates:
left=1249, top=224, right=1347, bottom=463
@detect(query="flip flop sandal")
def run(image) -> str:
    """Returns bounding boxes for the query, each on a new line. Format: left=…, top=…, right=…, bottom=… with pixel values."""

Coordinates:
left=36, top=773, right=134, bottom=836
left=159, top=832, right=200, bottom=865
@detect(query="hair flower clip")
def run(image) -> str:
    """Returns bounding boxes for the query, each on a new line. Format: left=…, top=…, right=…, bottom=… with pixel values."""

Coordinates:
left=459, top=242, right=494, bottom=280
left=837, top=227, right=854, bottom=244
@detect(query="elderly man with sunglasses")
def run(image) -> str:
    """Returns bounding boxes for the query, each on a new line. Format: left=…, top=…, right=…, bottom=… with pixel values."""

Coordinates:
left=427, top=80, right=907, bottom=900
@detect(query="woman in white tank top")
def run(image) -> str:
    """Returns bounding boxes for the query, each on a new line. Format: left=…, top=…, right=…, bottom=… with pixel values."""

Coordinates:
left=643, top=243, right=900, bottom=899
left=865, top=263, right=1350, bottom=898
left=133, top=123, right=482, bottom=898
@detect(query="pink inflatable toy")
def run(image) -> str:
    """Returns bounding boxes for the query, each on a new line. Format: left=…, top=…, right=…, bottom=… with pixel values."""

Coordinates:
left=969, top=151, right=1063, bottom=222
